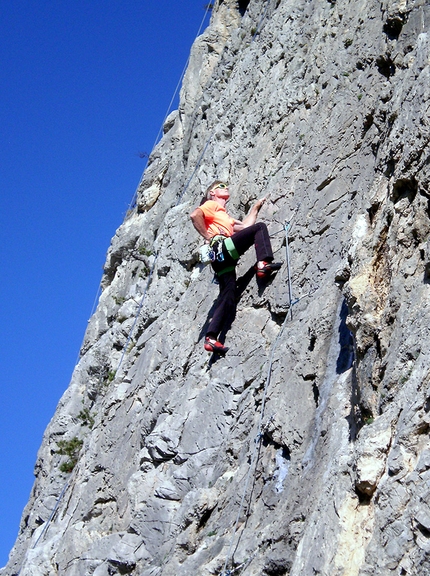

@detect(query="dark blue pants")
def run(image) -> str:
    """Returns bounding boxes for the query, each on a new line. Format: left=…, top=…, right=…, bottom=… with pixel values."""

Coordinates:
left=207, top=222, right=273, bottom=339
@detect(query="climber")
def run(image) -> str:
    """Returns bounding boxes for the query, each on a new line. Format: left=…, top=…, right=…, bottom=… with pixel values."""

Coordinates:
left=190, top=181, right=281, bottom=355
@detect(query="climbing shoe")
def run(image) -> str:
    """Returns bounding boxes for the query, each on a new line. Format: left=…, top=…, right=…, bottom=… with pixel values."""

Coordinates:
left=204, top=337, right=229, bottom=355
left=255, top=261, right=282, bottom=279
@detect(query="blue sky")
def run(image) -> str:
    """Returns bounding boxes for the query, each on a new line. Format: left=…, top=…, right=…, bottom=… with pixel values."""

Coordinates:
left=0, top=1, right=211, bottom=566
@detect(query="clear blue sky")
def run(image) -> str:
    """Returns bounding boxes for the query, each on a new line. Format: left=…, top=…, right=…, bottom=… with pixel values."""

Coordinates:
left=0, top=1, right=211, bottom=566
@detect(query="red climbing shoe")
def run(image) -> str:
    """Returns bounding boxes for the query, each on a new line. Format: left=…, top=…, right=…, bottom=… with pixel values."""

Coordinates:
left=255, top=261, right=282, bottom=279
left=204, top=337, right=229, bottom=355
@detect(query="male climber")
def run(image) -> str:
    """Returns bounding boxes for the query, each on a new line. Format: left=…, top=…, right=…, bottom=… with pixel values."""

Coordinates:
left=190, top=181, right=281, bottom=355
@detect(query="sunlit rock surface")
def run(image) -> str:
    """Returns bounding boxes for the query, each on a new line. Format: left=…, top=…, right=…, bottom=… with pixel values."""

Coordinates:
left=2, top=1, right=430, bottom=575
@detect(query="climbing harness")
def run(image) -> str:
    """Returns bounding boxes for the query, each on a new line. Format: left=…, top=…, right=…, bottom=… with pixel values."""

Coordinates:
left=199, top=235, right=227, bottom=264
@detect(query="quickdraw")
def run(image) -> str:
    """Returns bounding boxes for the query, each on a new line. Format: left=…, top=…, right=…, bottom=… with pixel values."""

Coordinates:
left=199, top=235, right=226, bottom=264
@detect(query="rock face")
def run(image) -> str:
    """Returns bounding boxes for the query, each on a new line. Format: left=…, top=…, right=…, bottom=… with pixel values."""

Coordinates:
left=2, top=1, right=430, bottom=575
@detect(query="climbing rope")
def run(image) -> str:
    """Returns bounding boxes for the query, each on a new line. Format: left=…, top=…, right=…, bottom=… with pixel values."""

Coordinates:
left=126, top=4, right=213, bottom=214
left=219, top=213, right=317, bottom=576
left=115, top=255, right=158, bottom=374
left=222, top=550, right=258, bottom=575
left=16, top=12, right=216, bottom=563
left=17, top=479, right=70, bottom=575
left=71, top=6, right=214, bottom=377
left=285, top=220, right=294, bottom=321
left=114, top=0, right=304, bottom=375
left=251, top=0, right=273, bottom=42
left=220, top=218, right=293, bottom=575
left=33, top=480, right=70, bottom=548
left=18, top=5, right=313, bottom=574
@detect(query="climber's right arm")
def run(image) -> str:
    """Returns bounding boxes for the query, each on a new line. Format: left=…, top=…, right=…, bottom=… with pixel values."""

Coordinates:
left=190, top=208, right=211, bottom=241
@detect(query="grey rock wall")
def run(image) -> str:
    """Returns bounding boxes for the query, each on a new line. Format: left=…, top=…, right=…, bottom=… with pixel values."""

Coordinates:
left=2, top=1, right=430, bottom=575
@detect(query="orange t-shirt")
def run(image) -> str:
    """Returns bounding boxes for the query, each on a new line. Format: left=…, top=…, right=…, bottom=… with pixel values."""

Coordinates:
left=199, top=200, right=235, bottom=238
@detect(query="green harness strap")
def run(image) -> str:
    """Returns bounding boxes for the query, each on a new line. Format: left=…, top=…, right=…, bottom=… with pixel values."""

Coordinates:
left=216, top=237, right=239, bottom=276
left=224, top=237, right=239, bottom=260
left=217, top=265, right=236, bottom=276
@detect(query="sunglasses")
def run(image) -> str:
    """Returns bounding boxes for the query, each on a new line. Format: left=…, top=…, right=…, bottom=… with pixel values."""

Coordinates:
left=212, top=183, right=228, bottom=191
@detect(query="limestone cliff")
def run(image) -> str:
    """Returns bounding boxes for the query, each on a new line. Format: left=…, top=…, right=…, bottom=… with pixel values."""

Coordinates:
left=2, top=1, right=430, bottom=575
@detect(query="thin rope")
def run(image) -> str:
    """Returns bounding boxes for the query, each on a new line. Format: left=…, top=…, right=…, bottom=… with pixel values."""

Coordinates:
left=73, top=283, right=102, bottom=369
left=251, top=0, right=272, bottom=42
left=110, top=0, right=306, bottom=376
left=114, top=125, right=218, bottom=377
left=33, top=481, right=70, bottom=547
left=83, top=6, right=214, bottom=379
left=285, top=221, right=294, bottom=320
left=17, top=480, right=70, bottom=575
left=115, top=254, right=158, bottom=375
left=222, top=549, right=258, bottom=575
left=126, top=4, right=213, bottom=214
left=176, top=131, right=215, bottom=203
left=219, top=212, right=320, bottom=576
left=220, top=217, right=298, bottom=576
